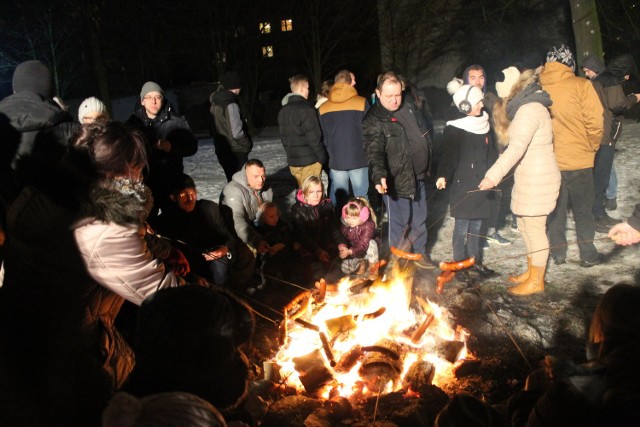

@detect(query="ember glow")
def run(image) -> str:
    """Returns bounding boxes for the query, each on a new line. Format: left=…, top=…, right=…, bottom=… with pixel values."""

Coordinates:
left=271, top=268, right=473, bottom=399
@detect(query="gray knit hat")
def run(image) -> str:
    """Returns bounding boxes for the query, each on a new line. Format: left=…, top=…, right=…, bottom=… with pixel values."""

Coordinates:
left=140, top=81, right=164, bottom=99
left=582, top=55, right=605, bottom=75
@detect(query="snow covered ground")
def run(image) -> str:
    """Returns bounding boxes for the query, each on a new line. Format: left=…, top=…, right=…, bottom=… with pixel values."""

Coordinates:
left=185, top=121, right=640, bottom=358
left=184, top=119, right=640, bottom=404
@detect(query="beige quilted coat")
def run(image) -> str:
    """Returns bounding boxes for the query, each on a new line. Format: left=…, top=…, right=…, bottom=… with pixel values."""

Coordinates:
left=484, top=102, right=561, bottom=216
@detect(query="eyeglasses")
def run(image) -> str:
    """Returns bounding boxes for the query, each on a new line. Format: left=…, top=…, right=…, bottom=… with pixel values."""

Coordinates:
left=143, top=95, right=163, bottom=102
left=178, top=190, right=197, bottom=200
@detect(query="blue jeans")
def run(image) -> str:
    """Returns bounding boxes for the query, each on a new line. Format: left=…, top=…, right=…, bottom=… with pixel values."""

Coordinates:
left=207, top=256, right=231, bottom=285
left=384, top=180, right=428, bottom=257
left=452, top=218, right=483, bottom=262
left=329, top=167, right=369, bottom=209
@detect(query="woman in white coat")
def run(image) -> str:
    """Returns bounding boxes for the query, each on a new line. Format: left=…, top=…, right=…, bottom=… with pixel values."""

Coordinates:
left=478, top=67, right=561, bottom=295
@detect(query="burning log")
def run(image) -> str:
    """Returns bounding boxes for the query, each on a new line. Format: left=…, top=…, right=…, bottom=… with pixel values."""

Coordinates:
left=318, top=332, right=336, bottom=367
left=295, top=318, right=320, bottom=331
left=263, top=361, right=281, bottom=383
left=358, top=339, right=404, bottom=390
left=325, top=396, right=353, bottom=419
left=325, top=307, right=386, bottom=338
left=436, top=340, right=465, bottom=363
left=403, top=360, right=435, bottom=391
left=292, top=350, right=335, bottom=395
left=411, top=313, right=435, bottom=344
left=334, top=345, right=363, bottom=373
left=325, top=315, right=357, bottom=338
left=453, top=358, right=481, bottom=378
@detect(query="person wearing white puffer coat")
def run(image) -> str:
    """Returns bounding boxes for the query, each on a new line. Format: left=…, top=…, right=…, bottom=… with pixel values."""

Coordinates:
left=479, top=67, right=560, bottom=296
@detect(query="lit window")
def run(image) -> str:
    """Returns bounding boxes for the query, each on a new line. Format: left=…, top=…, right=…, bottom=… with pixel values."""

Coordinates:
left=262, top=46, right=274, bottom=58
left=281, top=19, right=293, bottom=32
left=259, top=22, right=271, bottom=34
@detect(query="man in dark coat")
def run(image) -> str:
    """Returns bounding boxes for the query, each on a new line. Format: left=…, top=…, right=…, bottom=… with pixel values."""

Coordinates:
left=0, top=60, right=77, bottom=266
left=127, top=81, right=198, bottom=224
left=0, top=60, right=77, bottom=203
left=210, top=71, right=253, bottom=181
left=278, top=74, right=326, bottom=187
left=585, top=54, right=639, bottom=232
left=156, top=173, right=255, bottom=287
left=363, top=71, right=434, bottom=269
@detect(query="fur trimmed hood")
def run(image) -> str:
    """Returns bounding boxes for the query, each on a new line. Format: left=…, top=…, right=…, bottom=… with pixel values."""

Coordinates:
left=84, top=182, right=153, bottom=227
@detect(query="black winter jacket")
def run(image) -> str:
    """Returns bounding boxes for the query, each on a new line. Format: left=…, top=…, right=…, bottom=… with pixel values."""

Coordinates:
left=210, top=89, right=253, bottom=154
left=438, top=124, right=497, bottom=219
left=278, top=95, right=327, bottom=167
left=363, top=102, right=432, bottom=199
left=290, top=190, right=346, bottom=256
left=0, top=91, right=77, bottom=204
left=127, top=101, right=197, bottom=213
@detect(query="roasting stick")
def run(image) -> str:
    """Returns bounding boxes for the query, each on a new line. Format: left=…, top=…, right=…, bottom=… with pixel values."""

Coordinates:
left=372, top=377, right=385, bottom=424
left=469, top=283, right=533, bottom=371
left=426, top=172, right=516, bottom=233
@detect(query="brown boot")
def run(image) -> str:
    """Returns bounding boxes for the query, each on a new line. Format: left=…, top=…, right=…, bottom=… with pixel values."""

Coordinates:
left=507, top=265, right=545, bottom=296
left=508, top=257, right=532, bottom=284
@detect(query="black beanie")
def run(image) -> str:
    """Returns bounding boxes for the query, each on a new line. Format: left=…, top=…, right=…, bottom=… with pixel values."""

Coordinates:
left=12, top=60, right=54, bottom=98
left=169, top=173, right=196, bottom=194
left=517, top=52, right=544, bottom=72
left=221, top=71, right=242, bottom=90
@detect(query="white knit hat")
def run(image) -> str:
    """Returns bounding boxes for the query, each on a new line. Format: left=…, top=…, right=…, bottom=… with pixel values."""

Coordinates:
left=78, top=96, right=107, bottom=122
left=495, top=67, right=521, bottom=98
left=451, top=83, right=484, bottom=114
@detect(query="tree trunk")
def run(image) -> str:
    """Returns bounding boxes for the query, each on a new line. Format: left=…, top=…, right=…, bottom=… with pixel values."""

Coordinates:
left=570, top=0, right=603, bottom=68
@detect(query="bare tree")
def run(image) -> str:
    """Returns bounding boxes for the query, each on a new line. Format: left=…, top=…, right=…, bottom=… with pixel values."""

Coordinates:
left=0, top=1, right=81, bottom=98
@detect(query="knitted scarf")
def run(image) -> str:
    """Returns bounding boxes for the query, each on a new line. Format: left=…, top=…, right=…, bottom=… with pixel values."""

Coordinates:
left=506, top=83, right=552, bottom=121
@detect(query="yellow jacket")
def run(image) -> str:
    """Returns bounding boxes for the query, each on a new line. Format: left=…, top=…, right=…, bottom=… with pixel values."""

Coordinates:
left=539, top=62, right=604, bottom=171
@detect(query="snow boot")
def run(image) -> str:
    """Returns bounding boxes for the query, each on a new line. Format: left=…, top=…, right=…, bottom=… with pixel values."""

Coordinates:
left=507, top=265, right=545, bottom=296
left=508, top=257, right=531, bottom=285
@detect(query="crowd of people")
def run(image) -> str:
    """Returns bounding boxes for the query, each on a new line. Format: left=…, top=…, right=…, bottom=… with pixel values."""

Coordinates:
left=0, top=41, right=639, bottom=425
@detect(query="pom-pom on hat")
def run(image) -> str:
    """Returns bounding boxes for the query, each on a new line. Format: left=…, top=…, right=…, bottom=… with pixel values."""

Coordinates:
left=12, top=60, right=54, bottom=98
left=496, top=67, right=522, bottom=99
left=78, top=97, right=107, bottom=122
left=140, top=81, right=164, bottom=99
left=546, top=44, right=576, bottom=72
left=221, top=71, right=242, bottom=90
left=446, top=77, right=464, bottom=96
left=450, top=80, right=484, bottom=114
